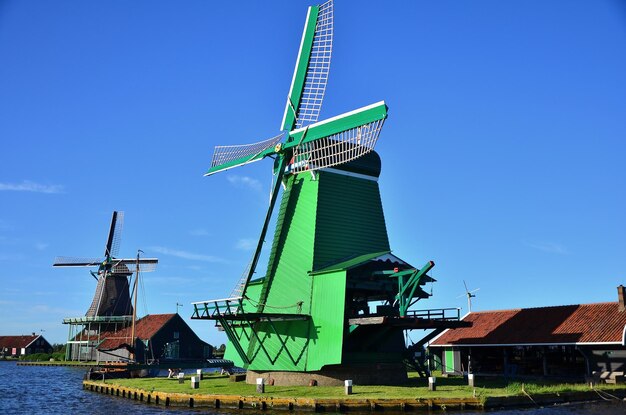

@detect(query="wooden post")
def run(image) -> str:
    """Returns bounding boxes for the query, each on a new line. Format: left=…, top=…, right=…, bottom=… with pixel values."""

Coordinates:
left=191, top=376, right=199, bottom=389
left=130, top=250, right=141, bottom=362
left=256, top=378, right=265, bottom=393
left=344, top=380, right=353, bottom=395
left=428, top=376, right=436, bottom=391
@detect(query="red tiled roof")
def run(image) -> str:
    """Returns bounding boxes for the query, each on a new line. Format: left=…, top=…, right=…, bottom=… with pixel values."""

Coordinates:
left=430, top=302, right=626, bottom=346
left=97, top=314, right=176, bottom=351
left=0, top=335, right=39, bottom=349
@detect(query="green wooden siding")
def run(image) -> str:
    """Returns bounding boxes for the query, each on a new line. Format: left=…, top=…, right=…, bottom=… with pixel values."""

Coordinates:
left=313, top=171, right=390, bottom=270
left=224, top=159, right=391, bottom=372
left=245, top=320, right=311, bottom=371
left=445, top=349, right=455, bottom=372
left=308, top=270, right=346, bottom=370
left=259, top=174, right=318, bottom=313
left=223, top=281, right=263, bottom=367
left=235, top=173, right=319, bottom=371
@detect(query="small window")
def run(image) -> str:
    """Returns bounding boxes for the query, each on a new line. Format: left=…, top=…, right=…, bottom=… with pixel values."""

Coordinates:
left=173, top=331, right=179, bottom=339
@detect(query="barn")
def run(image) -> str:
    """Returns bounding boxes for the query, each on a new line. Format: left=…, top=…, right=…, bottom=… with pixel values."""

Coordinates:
left=429, top=286, right=626, bottom=379
left=0, top=334, right=53, bottom=357
left=94, top=313, right=212, bottom=363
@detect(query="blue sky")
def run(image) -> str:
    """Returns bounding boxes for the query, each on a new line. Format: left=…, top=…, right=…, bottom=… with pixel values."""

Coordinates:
left=1, top=0, right=625, bottom=346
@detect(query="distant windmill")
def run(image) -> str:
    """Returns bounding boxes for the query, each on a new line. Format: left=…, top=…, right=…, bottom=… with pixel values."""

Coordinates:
left=54, top=211, right=159, bottom=361
left=457, top=280, right=479, bottom=313
left=54, top=211, right=158, bottom=321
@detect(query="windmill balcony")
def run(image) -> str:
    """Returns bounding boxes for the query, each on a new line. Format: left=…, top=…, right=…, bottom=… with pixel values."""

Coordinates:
left=405, top=307, right=462, bottom=321
left=191, top=297, right=244, bottom=319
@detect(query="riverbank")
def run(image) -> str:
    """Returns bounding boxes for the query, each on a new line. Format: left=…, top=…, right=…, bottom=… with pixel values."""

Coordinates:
left=17, top=361, right=98, bottom=367
left=83, top=374, right=626, bottom=412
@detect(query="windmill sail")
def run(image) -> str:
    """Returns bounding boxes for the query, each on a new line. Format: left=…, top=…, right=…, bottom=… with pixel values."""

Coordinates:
left=293, top=0, right=333, bottom=129
left=290, top=116, right=385, bottom=174
left=111, top=258, right=159, bottom=274
left=53, top=211, right=158, bottom=318
left=105, top=211, right=124, bottom=258
left=281, top=0, right=333, bottom=131
left=53, top=257, right=103, bottom=267
left=206, top=133, right=283, bottom=176
left=201, top=0, right=387, bottom=311
left=286, top=101, right=387, bottom=173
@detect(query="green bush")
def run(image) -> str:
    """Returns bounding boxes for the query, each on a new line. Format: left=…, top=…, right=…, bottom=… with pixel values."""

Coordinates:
left=51, top=352, right=65, bottom=361
left=20, top=353, right=52, bottom=362
left=17, top=351, right=65, bottom=362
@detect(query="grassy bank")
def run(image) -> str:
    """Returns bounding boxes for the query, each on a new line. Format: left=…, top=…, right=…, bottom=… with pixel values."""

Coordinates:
left=100, top=373, right=626, bottom=400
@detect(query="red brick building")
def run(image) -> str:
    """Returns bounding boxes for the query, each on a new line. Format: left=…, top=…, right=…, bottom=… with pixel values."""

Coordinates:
left=429, top=286, right=626, bottom=378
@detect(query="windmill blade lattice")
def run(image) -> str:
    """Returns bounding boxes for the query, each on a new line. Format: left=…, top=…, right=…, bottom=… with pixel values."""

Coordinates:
left=108, top=211, right=124, bottom=258
left=201, top=0, right=387, bottom=300
left=111, top=259, right=158, bottom=274
left=290, top=118, right=385, bottom=174
left=294, top=0, right=333, bottom=129
left=53, top=256, right=103, bottom=267
left=208, top=133, right=284, bottom=175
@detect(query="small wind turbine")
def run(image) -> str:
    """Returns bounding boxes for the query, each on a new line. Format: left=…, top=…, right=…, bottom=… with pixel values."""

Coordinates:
left=457, top=280, right=479, bottom=313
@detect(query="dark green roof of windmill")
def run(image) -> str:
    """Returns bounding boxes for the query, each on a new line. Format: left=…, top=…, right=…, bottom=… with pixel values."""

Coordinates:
left=331, top=150, right=382, bottom=178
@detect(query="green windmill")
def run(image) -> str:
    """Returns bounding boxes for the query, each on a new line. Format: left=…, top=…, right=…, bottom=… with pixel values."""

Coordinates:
left=192, top=0, right=468, bottom=385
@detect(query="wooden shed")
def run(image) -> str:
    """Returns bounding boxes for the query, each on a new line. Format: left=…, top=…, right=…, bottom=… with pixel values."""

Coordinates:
left=429, top=286, right=626, bottom=379
left=96, top=313, right=212, bottom=363
left=0, top=334, right=53, bottom=357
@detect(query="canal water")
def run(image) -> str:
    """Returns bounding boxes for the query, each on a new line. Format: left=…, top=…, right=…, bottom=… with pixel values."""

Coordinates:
left=0, top=361, right=623, bottom=414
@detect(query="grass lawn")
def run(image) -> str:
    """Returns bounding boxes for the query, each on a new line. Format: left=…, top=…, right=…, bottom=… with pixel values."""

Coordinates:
left=100, top=373, right=626, bottom=400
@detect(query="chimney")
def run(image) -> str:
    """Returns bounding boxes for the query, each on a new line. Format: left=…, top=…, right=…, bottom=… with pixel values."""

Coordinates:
left=618, top=285, right=626, bottom=312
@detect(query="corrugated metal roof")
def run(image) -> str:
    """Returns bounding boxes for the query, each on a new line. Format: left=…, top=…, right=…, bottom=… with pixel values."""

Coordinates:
left=430, top=302, right=626, bottom=346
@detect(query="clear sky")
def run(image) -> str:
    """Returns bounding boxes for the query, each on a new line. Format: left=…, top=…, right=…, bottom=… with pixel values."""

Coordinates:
left=1, top=0, right=625, bottom=347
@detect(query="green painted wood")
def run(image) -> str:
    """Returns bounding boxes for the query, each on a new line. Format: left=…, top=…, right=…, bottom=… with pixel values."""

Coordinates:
left=258, top=174, right=318, bottom=313
left=241, top=155, right=287, bottom=298
left=313, top=170, right=390, bottom=270
left=310, top=250, right=390, bottom=276
left=445, top=349, right=455, bottom=372
left=223, top=282, right=263, bottom=368
left=222, top=155, right=393, bottom=371
left=308, top=270, right=346, bottom=370
left=281, top=6, right=320, bottom=132
left=245, top=320, right=311, bottom=371
left=225, top=174, right=319, bottom=371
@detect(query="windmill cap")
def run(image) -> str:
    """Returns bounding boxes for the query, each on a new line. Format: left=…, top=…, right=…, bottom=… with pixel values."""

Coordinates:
left=330, top=150, right=382, bottom=178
